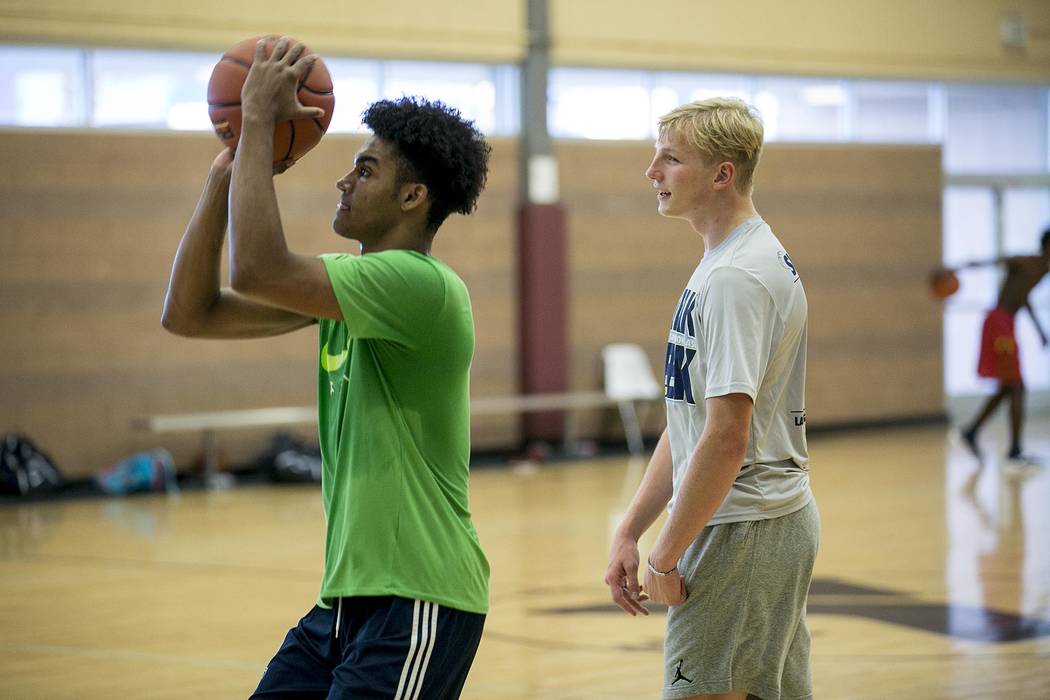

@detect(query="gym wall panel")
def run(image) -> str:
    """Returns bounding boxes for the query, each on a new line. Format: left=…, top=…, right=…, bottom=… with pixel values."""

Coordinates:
left=552, top=0, right=1050, bottom=81
left=0, top=130, right=517, bottom=478
left=558, top=140, right=944, bottom=438
left=0, top=130, right=941, bottom=478
left=0, top=0, right=525, bottom=61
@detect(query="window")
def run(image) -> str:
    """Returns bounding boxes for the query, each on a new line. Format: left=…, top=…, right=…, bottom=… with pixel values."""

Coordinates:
left=853, top=80, right=931, bottom=143
left=91, top=49, right=216, bottom=129
left=1003, top=189, right=1050, bottom=255
left=752, top=76, right=847, bottom=142
left=0, top=45, right=517, bottom=135
left=943, top=187, right=999, bottom=396
left=549, top=68, right=651, bottom=139
left=326, top=58, right=381, bottom=133
left=381, top=61, right=516, bottom=136
left=651, top=72, right=753, bottom=127
left=944, top=85, right=1048, bottom=174
left=1004, top=189, right=1050, bottom=389
left=0, top=45, right=83, bottom=126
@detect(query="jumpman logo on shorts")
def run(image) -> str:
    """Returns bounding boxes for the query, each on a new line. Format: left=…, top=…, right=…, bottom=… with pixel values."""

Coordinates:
left=671, top=659, right=693, bottom=685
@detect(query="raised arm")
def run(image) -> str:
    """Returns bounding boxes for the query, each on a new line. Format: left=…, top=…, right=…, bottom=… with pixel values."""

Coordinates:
left=162, top=149, right=315, bottom=339
left=229, top=36, right=343, bottom=320
left=959, top=255, right=1022, bottom=270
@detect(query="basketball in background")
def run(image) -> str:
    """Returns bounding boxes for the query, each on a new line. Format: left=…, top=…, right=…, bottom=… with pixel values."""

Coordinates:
left=928, top=267, right=960, bottom=300
left=207, top=36, right=335, bottom=163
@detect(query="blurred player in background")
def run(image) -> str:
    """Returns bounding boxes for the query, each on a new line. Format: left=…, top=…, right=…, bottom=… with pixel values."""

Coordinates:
left=163, top=37, right=490, bottom=699
left=604, top=98, right=818, bottom=700
left=959, top=229, right=1050, bottom=469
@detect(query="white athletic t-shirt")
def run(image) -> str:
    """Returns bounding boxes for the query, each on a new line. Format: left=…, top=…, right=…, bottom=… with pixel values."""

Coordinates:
left=665, top=217, right=812, bottom=525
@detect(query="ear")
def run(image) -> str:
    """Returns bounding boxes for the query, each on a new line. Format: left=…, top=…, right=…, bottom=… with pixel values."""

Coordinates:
left=712, top=161, right=735, bottom=190
left=399, top=182, right=428, bottom=213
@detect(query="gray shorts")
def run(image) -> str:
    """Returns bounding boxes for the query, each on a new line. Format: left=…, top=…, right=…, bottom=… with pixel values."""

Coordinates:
left=663, top=499, right=820, bottom=700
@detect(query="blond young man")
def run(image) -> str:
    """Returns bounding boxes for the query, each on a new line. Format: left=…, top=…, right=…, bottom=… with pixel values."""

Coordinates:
left=604, top=98, right=819, bottom=700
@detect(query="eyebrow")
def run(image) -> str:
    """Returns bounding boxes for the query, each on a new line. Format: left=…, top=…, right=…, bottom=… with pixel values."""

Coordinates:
left=354, top=154, right=379, bottom=167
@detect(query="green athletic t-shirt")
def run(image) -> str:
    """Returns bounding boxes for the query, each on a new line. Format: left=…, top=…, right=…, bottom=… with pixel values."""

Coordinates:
left=316, top=250, right=489, bottom=614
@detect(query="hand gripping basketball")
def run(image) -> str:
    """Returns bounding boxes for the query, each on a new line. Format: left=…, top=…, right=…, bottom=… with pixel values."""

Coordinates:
left=242, top=36, right=325, bottom=124
left=207, top=35, right=335, bottom=163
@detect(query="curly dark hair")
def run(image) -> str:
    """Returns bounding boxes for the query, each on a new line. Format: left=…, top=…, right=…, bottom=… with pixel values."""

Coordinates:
left=362, top=97, right=491, bottom=232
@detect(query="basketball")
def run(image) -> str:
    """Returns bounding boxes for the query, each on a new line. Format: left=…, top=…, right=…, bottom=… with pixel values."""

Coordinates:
left=929, top=267, right=960, bottom=300
left=207, top=36, right=335, bottom=163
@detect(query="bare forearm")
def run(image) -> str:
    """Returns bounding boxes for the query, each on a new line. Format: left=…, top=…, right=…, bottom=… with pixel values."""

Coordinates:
left=962, top=257, right=1007, bottom=269
left=164, top=152, right=314, bottom=339
left=616, top=429, right=675, bottom=541
left=230, top=117, right=290, bottom=290
left=163, top=168, right=230, bottom=329
left=649, top=424, right=746, bottom=569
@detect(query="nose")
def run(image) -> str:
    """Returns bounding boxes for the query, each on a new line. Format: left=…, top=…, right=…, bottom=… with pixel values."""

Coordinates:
left=336, top=172, right=353, bottom=192
left=644, top=157, right=659, bottom=183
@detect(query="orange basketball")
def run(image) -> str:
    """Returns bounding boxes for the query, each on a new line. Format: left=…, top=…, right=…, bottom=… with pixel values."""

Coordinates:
left=207, top=36, right=335, bottom=163
left=929, top=268, right=960, bottom=300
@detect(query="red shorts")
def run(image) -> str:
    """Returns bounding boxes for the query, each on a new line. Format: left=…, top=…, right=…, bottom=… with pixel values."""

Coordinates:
left=977, top=308, right=1022, bottom=384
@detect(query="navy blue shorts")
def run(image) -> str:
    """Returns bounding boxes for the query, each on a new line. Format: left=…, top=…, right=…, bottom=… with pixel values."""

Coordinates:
left=251, top=596, right=485, bottom=699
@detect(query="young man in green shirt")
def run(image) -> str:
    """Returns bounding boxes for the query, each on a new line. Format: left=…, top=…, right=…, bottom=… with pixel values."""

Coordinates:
left=163, top=36, right=490, bottom=698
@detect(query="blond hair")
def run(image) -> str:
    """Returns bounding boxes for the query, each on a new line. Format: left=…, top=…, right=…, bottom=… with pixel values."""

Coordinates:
left=658, top=98, right=764, bottom=194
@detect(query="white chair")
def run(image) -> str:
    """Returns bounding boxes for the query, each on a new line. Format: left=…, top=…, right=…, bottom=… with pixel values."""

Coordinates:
left=602, top=343, right=663, bottom=455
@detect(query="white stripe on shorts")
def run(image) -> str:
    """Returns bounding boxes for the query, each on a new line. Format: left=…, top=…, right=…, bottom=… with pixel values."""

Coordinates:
left=334, top=598, right=342, bottom=639
left=410, top=602, right=440, bottom=700
left=394, top=600, right=440, bottom=700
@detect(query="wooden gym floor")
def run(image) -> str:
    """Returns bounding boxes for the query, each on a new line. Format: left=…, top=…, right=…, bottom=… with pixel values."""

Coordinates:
left=1, top=419, right=1048, bottom=699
